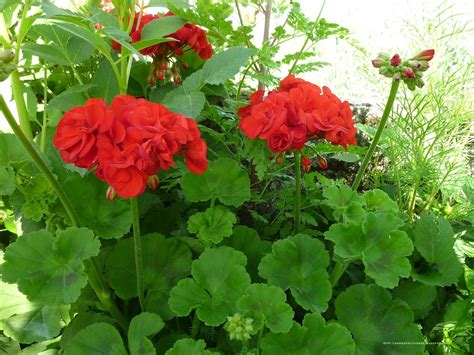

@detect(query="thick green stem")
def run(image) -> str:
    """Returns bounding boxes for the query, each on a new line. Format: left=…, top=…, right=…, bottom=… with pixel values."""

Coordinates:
left=191, top=311, right=200, bottom=339
left=329, top=260, right=349, bottom=287
left=0, top=94, right=127, bottom=330
left=352, top=79, right=400, bottom=191
left=130, top=197, right=145, bottom=311
left=294, top=152, right=301, bottom=233
left=256, top=327, right=265, bottom=355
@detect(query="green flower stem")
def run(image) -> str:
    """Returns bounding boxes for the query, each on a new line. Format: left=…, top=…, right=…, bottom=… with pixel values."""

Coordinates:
left=329, top=260, right=349, bottom=287
left=294, top=152, right=302, bottom=233
left=0, top=94, right=127, bottom=330
left=191, top=311, right=200, bottom=339
left=130, top=197, right=145, bottom=311
left=352, top=79, right=400, bottom=191
left=256, top=327, right=265, bottom=355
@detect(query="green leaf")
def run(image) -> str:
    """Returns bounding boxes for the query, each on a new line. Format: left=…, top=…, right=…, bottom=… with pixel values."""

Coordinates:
left=47, top=84, right=95, bottom=113
left=0, top=133, right=30, bottom=166
left=237, top=283, right=293, bottom=333
left=90, top=59, right=120, bottom=103
left=0, top=166, right=15, bottom=195
left=63, top=323, right=127, bottom=355
left=0, top=335, right=20, bottom=354
left=0, top=305, right=64, bottom=344
left=201, top=47, right=255, bottom=85
left=106, top=234, right=192, bottom=320
left=412, top=212, right=463, bottom=286
left=322, top=185, right=366, bottom=223
left=60, top=312, right=115, bottom=349
left=392, top=279, right=436, bottom=319
left=64, top=174, right=132, bottom=239
left=325, top=212, right=413, bottom=288
left=261, top=313, right=355, bottom=355
left=1, top=227, right=100, bottom=305
left=128, top=312, right=164, bottom=355
left=187, top=205, right=236, bottom=245
left=335, top=284, right=425, bottom=354
left=141, top=16, right=185, bottom=40
left=162, top=89, right=206, bottom=118
left=221, top=226, right=271, bottom=282
left=165, top=338, right=217, bottom=355
left=180, top=158, right=250, bottom=207
left=363, top=189, right=399, bottom=214
left=259, top=234, right=331, bottom=312
left=169, top=247, right=251, bottom=326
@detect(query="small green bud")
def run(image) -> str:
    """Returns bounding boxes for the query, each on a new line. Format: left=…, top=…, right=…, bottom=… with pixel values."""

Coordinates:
left=224, top=313, right=254, bottom=342
left=0, top=50, right=15, bottom=63
left=0, top=62, right=16, bottom=82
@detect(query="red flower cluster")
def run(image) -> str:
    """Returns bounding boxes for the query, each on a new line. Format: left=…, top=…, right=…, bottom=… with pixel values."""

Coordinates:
left=238, top=75, right=357, bottom=153
left=111, top=11, right=212, bottom=58
left=53, top=96, right=208, bottom=198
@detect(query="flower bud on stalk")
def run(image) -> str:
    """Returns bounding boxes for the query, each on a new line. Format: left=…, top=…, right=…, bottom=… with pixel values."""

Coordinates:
left=402, top=67, right=415, bottom=78
left=106, top=186, right=117, bottom=200
left=371, top=52, right=390, bottom=68
left=390, top=54, right=401, bottom=67
left=173, top=72, right=182, bottom=84
left=156, top=70, right=165, bottom=81
left=412, top=49, right=435, bottom=62
left=275, top=153, right=285, bottom=165
left=0, top=62, right=16, bottom=82
left=147, top=175, right=159, bottom=190
left=317, top=155, right=328, bottom=169
left=301, top=156, right=311, bottom=172
left=0, top=50, right=15, bottom=63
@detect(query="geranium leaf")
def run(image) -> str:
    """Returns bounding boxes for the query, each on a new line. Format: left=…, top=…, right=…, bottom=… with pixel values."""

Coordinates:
left=0, top=166, right=15, bottom=195
left=106, top=234, right=192, bottom=320
left=201, top=47, right=256, bottom=85
left=64, top=174, right=132, bottom=239
left=180, top=158, right=250, bottom=207
left=165, top=338, right=218, bottom=355
left=258, top=234, right=331, bottom=312
left=128, top=312, right=164, bottom=355
left=322, top=184, right=365, bottom=222
left=1, top=227, right=100, bottom=305
left=261, top=313, right=355, bottom=355
left=363, top=189, right=399, bottom=214
left=221, top=226, right=271, bottom=282
left=325, top=212, right=413, bottom=288
left=141, top=16, right=185, bottom=40
left=393, top=279, right=436, bottom=319
left=63, top=323, right=127, bottom=355
left=187, top=205, right=236, bottom=245
left=335, top=284, right=425, bottom=354
left=162, top=90, right=206, bottom=118
left=412, top=212, right=463, bottom=286
left=169, top=247, right=251, bottom=326
left=237, top=283, right=294, bottom=333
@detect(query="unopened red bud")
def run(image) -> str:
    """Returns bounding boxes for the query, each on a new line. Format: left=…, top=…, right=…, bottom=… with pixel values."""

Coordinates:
left=275, top=153, right=285, bottom=165
left=412, top=49, right=435, bottom=62
left=402, top=67, right=415, bottom=78
left=407, top=60, right=421, bottom=70
left=390, top=54, right=401, bottom=67
left=106, top=186, right=117, bottom=200
left=147, top=175, right=159, bottom=190
left=173, top=73, right=182, bottom=84
left=157, top=70, right=165, bottom=81
left=182, top=62, right=189, bottom=70
left=148, top=76, right=155, bottom=85
left=301, top=156, right=311, bottom=173
left=160, top=62, right=167, bottom=70
left=317, top=155, right=328, bottom=170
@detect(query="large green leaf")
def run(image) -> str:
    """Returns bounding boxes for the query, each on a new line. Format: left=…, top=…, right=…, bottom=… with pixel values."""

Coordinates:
left=221, top=226, right=271, bottom=282
left=141, top=16, right=185, bottom=40
left=335, top=284, right=425, bottom=354
left=128, top=312, right=164, bottom=355
left=162, top=90, right=206, bottom=118
left=201, top=47, right=255, bottom=85
left=165, top=338, right=218, bottom=355
left=392, top=279, right=436, bottom=319
left=261, top=313, right=355, bottom=355
left=64, top=174, right=132, bottom=239
left=63, top=323, right=127, bottom=355
left=0, top=166, right=15, bottom=195
left=0, top=133, right=30, bottom=167
left=322, top=184, right=365, bottom=223
left=169, top=247, right=251, bottom=326
left=106, top=234, right=192, bottom=320
left=90, top=59, right=120, bottom=103
left=237, top=283, right=294, bottom=333
left=325, top=212, right=413, bottom=288
left=1, top=227, right=100, bottom=305
left=258, top=234, right=331, bottom=312
left=412, top=212, right=463, bottom=286
left=180, top=158, right=250, bottom=207
left=0, top=335, right=20, bottom=354
left=187, top=205, right=236, bottom=245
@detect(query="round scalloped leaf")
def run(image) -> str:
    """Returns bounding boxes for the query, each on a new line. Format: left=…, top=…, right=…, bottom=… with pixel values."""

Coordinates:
left=187, top=206, right=236, bottom=245
left=63, top=174, right=132, bottom=239
left=165, top=338, right=218, bottom=355
left=392, top=279, right=436, bottom=319
left=63, top=323, right=127, bottom=355
left=128, top=312, right=164, bottom=355
left=363, top=189, right=399, bottom=214
left=325, top=212, right=413, bottom=288
left=412, top=212, right=463, bottom=286
left=106, top=234, right=192, bottom=320
left=169, top=247, right=251, bottom=326
left=237, top=283, right=294, bottom=333
left=180, top=158, right=250, bottom=207
left=1, top=227, right=100, bottom=305
left=335, top=284, right=424, bottom=354
left=261, top=313, right=355, bottom=355
left=258, top=234, right=331, bottom=312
